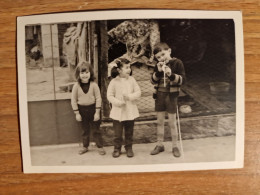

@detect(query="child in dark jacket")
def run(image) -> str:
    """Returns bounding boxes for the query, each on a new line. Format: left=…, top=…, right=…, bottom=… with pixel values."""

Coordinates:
left=150, top=42, right=186, bottom=157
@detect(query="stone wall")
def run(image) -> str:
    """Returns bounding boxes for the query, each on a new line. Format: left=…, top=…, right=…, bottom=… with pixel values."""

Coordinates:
left=28, top=100, right=235, bottom=146
left=101, top=114, right=236, bottom=146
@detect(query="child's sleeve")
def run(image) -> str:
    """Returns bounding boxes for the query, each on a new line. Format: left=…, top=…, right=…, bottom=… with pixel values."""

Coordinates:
left=93, top=83, right=102, bottom=109
left=107, top=80, right=124, bottom=106
left=71, top=83, right=79, bottom=112
left=169, top=59, right=186, bottom=86
left=128, top=77, right=141, bottom=101
left=151, top=65, right=163, bottom=84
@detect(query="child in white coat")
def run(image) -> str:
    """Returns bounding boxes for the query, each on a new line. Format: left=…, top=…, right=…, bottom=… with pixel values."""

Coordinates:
left=107, top=58, right=141, bottom=158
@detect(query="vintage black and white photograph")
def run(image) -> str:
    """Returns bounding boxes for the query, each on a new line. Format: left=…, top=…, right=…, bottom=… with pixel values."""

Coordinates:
left=17, top=10, right=244, bottom=173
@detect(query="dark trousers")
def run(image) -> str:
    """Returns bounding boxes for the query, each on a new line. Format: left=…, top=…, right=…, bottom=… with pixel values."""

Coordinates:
left=78, top=104, right=103, bottom=148
left=113, top=120, right=134, bottom=150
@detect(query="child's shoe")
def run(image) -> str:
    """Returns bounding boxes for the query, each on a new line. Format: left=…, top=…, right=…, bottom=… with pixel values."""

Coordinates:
left=78, top=147, right=88, bottom=155
left=126, top=148, right=134, bottom=158
left=172, top=147, right=181, bottom=157
left=150, top=145, right=164, bottom=155
left=98, top=147, right=106, bottom=155
left=112, top=149, right=121, bottom=158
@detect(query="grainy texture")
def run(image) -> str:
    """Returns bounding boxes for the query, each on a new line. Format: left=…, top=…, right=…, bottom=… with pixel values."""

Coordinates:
left=0, top=0, right=259, bottom=194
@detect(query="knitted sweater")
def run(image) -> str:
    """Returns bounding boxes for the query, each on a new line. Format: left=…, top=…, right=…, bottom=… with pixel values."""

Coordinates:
left=151, top=58, right=186, bottom=93
left=107, top=76, right=141, bottom=121
left=71, top=81, right=102, bottom=111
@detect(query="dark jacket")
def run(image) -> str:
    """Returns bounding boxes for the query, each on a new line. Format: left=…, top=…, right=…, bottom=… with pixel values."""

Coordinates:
left=151, top=58, right=186, bottom=94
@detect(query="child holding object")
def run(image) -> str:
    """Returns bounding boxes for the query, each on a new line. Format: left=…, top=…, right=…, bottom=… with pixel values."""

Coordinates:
left=107, top=58, right=141, bottom=158
left=71, top=61, right=106, bottom=155
left=150, top=42, right=186, bottom=157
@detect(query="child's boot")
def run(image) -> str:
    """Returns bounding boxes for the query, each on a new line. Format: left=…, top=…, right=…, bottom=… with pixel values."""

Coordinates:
left=126, top=147, right=134, bottom=158
left=112, top=148, right=121, bottom=158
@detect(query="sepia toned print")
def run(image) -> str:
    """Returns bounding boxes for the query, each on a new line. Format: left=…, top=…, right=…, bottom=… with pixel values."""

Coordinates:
left=17, top=10, right=244, bottom=173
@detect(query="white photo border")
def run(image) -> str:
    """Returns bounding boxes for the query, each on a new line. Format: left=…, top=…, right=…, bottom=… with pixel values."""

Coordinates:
left=17, top=9, right=244, bottom=173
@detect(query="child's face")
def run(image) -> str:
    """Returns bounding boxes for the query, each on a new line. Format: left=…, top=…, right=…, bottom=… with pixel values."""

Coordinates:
left=154, top=48, right=172, bottom=63
left=118, top=63, right=131, bottom=78
left=79, top=69, right=91, bottom=83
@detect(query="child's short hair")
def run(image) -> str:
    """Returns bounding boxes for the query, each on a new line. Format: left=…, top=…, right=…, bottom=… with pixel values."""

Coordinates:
left=153, top=42, right=170, bottom=55
left=74, top=61, right=95, bottom=83
left=110, top=58, right=132, bottom=78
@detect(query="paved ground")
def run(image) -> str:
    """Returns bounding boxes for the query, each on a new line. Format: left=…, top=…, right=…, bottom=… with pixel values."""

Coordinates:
left=30, top=136, right=235, bottom=166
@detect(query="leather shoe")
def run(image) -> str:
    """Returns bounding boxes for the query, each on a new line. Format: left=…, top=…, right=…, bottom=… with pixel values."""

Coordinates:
left=150, top=145, right=165, bottom=155
left=172, top=147, right=181, bottom=157
left=112, top=149, right=121, bottom=158
left=126, top=148, right=134, bottom=158
left=98, top=147, right=106, bottom=155
left=78, top=147, right=88, bottom=155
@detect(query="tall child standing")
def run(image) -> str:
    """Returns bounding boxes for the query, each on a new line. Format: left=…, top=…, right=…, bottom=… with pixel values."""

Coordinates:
left=150, top=42, right=186, bottom=157
left=71, top=61, right=106, bottom=155
left=107, top=58, right=141, bottom=158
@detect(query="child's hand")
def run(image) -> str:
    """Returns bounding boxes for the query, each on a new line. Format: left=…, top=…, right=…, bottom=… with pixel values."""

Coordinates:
left=93, top=112, right=100, bottom=121
left=76, top=113, right=82, bottom=121
left=157, top=62, right=165, bottom=72
left=123, top=94, right=130, bottom=101
left=165, top=66, right=172, bottom=76
left=118, top=100, right=126, bottom=107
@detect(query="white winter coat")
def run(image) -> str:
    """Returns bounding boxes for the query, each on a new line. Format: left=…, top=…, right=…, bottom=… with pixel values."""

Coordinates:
left=107, top=76, right=141, bottom=121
